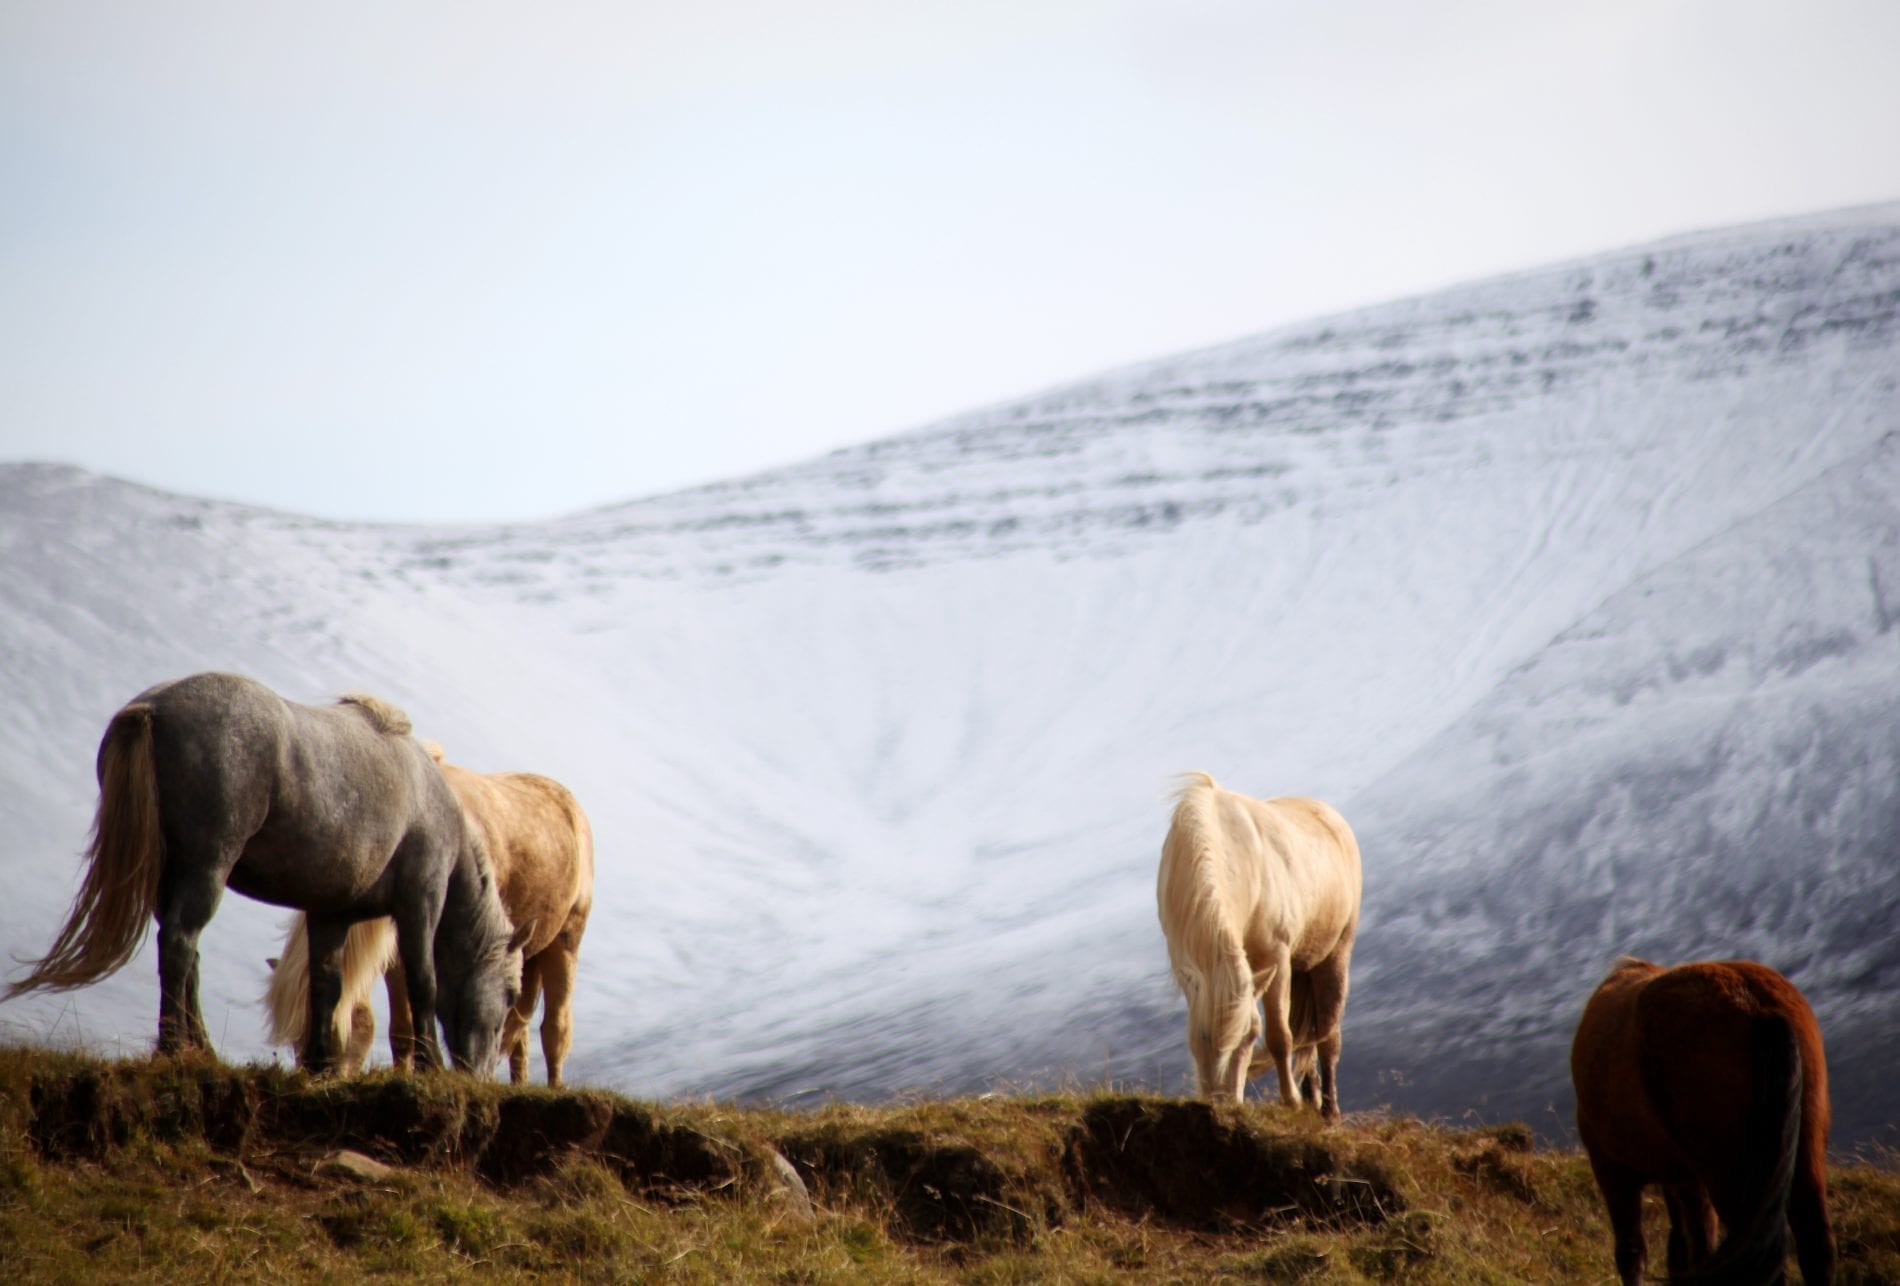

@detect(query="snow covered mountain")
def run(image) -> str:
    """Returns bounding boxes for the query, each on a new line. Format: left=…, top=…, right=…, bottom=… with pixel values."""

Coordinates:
left=2, top=204, right=1896, bottom=1144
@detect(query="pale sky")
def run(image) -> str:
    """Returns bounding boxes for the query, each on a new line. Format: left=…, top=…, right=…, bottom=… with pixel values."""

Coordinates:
left=3, top=1, right=1897, bottom=524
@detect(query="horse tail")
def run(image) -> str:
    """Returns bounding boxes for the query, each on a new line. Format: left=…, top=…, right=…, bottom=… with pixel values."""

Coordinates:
left=1287, top=971, right=1320, bottom=1087
left=5, top=704, right=165, bottom=999
left=263, top=916, right=312, bottom=1047
left=1676, top=1013, right=1803, bottom=1285
left=262, top=914, right=399, bottom=1051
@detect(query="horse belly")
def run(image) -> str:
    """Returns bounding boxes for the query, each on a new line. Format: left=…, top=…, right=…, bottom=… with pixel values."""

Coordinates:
left=1284, top=894, right=1355, bottom=968
left=229, top=828, right=399, bottom=914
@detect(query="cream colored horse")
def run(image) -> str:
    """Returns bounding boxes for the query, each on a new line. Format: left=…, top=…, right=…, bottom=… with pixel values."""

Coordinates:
left=267, top=747, right=594, bottom=1085
left=1156, top=772, right=1362, bottom=1116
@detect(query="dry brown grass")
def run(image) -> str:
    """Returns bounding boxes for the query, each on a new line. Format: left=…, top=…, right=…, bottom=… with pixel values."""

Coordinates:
left=0, top=1044, right=1893, bottom=1282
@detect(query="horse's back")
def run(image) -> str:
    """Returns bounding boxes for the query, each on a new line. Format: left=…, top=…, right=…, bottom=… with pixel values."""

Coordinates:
left=441, top=762, right=592, bottom=957
left=133, top=672, right=457, bottom=905
left=132, top=671, right=428, bottom=802
left=1239, top=793, right=1362, bottom=949
left=1177, top=782, right=1359, bottom=883
left=1257, top=796, right=1361, bottom=884
left=1162, top=778, right=1360, bottom=966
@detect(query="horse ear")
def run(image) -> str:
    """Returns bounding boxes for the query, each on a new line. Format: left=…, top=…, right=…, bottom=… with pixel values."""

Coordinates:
left=507, top=918, right=536, bottom=955
left=265, top=957, right=280, bottom=971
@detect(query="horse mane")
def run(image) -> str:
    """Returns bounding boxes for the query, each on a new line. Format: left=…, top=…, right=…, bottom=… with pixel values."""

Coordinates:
left=337, top=692, right=412, bottom=736
left=1158, top=773, right=1255, bottom=1051
left=1170, top=770, right=1221, bottom=802
left=1160, top=772, right=1232, bottom=971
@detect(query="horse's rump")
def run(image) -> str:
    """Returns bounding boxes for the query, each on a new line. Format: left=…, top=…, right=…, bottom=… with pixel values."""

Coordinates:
left=443, top=763, right=592, bottom=960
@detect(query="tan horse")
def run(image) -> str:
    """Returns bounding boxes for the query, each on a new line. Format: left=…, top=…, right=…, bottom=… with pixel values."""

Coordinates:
left=267, top=747, right=594, bottom=1084
left=1571, top=957, right=1834, bottom=1285
left=1156, top=772, right=1362, bottom=1116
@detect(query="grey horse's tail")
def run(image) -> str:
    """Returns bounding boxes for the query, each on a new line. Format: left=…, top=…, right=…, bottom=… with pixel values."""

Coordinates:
left=1675, top=1013, right=1803, bottom=1284
left=6, top=703, right=165, bottom=999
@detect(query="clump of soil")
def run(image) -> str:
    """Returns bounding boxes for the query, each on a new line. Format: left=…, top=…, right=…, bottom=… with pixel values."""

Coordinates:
left=265, top=1073, right=474, bottom=1165
left=27, top=1057, right=258, bottom=1160
left=597, top=1102, right=746, bottom=1198
left=476, top=1092, right=615, bottom=1185
left=1062, top=1098, right=1402, bottom=1229
left=779, top=1124, right=1049, bottom=1243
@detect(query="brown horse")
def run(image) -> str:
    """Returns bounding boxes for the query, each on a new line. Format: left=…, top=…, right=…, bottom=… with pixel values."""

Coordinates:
left=1571, top=957, right=1834, bottom=1285
left=266, top=746, right=594, bottom=1084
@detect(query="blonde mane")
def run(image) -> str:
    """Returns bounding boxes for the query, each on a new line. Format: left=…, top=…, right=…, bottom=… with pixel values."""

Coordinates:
left=337, top=692, right=412, bottom=736
left=1157, top=774, right=1257, bottom=1090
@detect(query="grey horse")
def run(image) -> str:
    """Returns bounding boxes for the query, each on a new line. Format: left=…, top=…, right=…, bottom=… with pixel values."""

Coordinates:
left=5, top=671, right=528, bottom=1076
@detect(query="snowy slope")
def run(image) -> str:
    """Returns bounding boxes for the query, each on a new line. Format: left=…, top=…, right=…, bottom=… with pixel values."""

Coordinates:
left=2, top=204, right=1896, bottom=1143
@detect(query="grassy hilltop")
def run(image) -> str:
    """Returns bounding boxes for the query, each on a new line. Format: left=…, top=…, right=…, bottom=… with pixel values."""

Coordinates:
left=0, top=1046, right=1896, bottom=1282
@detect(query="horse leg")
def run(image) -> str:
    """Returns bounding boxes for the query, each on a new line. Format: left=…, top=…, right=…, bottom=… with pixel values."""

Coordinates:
left=298, top=915, right=351, bottom=1074
left=392, top=909, right=445, bottom=1072
left=1304, top=948, right=1353, bottom=1121
left=155, top=919, right=205, bottom=1053
left=343, top=998, right=375, bottom=1075
left=1258, top=947, right=1301, bottom=1109
left=1662, top=1183, right=1717, bottom=1275
left=154, top=861, right=226, bottom=1054
left=537, top=934, right=581, bottom=1089
left=1787, top=1082, right=1837, bottom=1286
left=383, top=958, right=416, bottom=1072
left=1791, top=1163, right=1836, bottom=1286
left=502, top=954, right=542, bottom=1084
left=1587, top=1155, right=1648, bottom=1286
left=1245, top=997, right=1272, bottom=1078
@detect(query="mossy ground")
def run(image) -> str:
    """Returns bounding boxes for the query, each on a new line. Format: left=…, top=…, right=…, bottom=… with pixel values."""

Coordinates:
left=0, top=1045, right=1893, bottom=1282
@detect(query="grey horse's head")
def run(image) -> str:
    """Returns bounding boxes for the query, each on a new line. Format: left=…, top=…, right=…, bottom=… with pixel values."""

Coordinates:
left=434, top=833, right=535, bottom=1078
left=442, top=922, right=531, bottom=1078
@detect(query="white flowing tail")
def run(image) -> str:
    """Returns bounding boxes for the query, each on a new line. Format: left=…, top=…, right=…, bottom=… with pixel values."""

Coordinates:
left=263, top=914, right=399, bottom=1052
